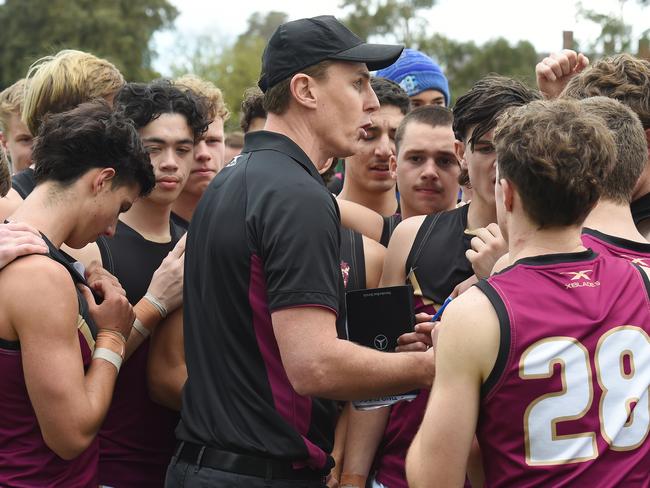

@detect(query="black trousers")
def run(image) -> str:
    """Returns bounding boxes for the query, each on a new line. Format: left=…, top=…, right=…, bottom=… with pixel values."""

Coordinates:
left=165, top=459, right=327, bottom=488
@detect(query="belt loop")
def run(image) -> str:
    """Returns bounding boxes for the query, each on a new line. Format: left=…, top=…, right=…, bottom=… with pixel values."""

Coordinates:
left=194, top=446, right=206, bottom=473
left=173, top=441, right=185, bottom=465
left=264, top=459, right=272, bottom=482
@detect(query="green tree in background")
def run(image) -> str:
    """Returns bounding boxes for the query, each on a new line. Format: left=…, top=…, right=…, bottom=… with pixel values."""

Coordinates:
left=576, top=0, right=649, bottom=57
left=0, top=0, right=177, bottom=89
left=418, top=35, right=539, bottom=103
left=171, top=11, right=287, bottom=130
left=340, top=0, right=435, bottom=45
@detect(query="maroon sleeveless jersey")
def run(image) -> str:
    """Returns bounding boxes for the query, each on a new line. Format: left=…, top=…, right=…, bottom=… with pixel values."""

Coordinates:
left=375, top=207, right=474, bottom=488
left=476, top=250, right=650, bottom=487
left=0, top=239, right=99, bottom=486
left=582, top=227, right=650, bottom=266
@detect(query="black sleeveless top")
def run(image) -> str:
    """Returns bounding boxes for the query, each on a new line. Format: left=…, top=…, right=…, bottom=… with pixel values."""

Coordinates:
left=339, top=226, right=366, bottom=292
left=170, top=211, right=189, bottom=232
left=631, top=192, right=650, bottom=226
left=11, top=167, right=36, bottom=199
left=405, top=204, right=474, bottom=310
left=97, top=218, right=185, bottom=487
left=380, top=213, right=402, bottom=247
left=97, top=219, right=184, bottom=304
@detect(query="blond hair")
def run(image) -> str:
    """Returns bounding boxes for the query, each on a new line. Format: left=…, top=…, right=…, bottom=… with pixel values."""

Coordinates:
left=0, top=146, right=10, bottom=197
left=174, top=74, right=229, bottom=122
left=0, top=78, right=28, bottom=134
left=22, top=49, right=125, bottom=135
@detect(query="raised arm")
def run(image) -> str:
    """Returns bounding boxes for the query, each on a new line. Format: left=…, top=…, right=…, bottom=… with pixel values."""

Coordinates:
left=337, top=198, right=385, bottom=242
left=536, top=49, right=589, bottom=99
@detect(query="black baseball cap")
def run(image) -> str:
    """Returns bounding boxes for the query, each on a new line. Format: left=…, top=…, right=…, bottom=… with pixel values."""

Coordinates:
left=258, top=15, right=404, bottom=93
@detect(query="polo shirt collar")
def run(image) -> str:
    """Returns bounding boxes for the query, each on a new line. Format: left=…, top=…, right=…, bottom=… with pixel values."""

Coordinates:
left=242, top=130, right=323, bottom=184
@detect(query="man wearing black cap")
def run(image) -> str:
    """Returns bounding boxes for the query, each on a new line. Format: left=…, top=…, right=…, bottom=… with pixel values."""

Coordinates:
left=168, top=15, right=435, bottom=488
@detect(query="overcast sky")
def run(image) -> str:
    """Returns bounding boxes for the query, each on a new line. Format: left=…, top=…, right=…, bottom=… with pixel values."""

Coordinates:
left=152, top=0, right=649, bottom=74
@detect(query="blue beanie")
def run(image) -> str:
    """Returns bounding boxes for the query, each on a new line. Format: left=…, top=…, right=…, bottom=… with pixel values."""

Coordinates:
left=376, top=48, right=450, bottom=105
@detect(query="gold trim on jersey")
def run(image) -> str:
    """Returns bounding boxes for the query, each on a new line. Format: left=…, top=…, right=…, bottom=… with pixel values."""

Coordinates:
left=407, top=269, right=435, bottom=307
left=77, top=315, right=96, bottom=351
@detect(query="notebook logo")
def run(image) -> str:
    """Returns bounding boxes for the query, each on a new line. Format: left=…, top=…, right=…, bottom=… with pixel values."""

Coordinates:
left=374, top=334, right=388, bottom=351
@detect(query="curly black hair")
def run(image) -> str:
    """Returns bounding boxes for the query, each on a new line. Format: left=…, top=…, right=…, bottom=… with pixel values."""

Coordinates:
left=114, top=79, right=211, bottom=141
left=33, top=100, right=155, bottom=196
left=371, top=77, right=411, bottom=115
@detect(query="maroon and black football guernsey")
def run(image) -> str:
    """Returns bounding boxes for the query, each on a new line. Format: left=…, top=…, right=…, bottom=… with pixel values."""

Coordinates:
left=380, top=213, right=402, bottom=247
left=340, top=226, right=366, bottom=292
left=179, top=130, right=345, bottom=472
left=631, top=192, right=650, bottom=227
left=0, top=236, right=99, bottom=487
left=582, top=227, right=650, bottom=265
left=97, top=219, right=184, bottom=488
left=476, top=250, right=650, bottom=487
left=374, top=204, right=474, bottom=488
left=10, top=167, right=36, bottom=199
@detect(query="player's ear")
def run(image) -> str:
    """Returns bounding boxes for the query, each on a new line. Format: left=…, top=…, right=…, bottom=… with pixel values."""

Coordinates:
left=389, top=154, right=397, bottom=179
left=92, top=167, right=117, bottom=194
left=500, top=178, right=515, bottom=212
left=290, top=73, right=318, bottom=110
left=454, top=140, right=466, bottom=169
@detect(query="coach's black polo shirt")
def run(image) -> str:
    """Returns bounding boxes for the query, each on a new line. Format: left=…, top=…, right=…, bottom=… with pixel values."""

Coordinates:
left=178, top=130, right=344, bottom=471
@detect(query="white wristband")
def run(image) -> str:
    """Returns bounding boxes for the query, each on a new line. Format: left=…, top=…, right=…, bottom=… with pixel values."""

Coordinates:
left=132, top=318, right=151, bottom=338
left=93, top=347, right=123, bottom=373
left=144, top=292, right=167, bottom=319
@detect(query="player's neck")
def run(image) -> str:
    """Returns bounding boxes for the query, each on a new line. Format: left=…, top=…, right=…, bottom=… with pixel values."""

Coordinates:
left=8, top=184, right=76, bottom=248
left=338, top=182, right=397, bottom=217
left=631, top=153, right=650, bottom=201
left=466, top=197, right=496, bottom=230
left=508, top=219, right=585, bottom=264
left=119, top=197, right=172, bottom=243
left=171, top=190, right=200, bottom=223
left=583, top=199, right=647, bottom=243
left=265, top=114, right=331, bottom=173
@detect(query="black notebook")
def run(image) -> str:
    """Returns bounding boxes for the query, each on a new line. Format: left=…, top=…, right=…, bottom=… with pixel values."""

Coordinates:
left=345, top=285, right=415, bottom=352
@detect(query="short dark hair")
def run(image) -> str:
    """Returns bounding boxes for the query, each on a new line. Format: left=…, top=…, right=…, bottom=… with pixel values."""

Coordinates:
left=453, top=75, right=540, bottom=187
left=225, top=131, right=244, bottom=149
left=240, top=87, right=267, bottom=133
left=453, top=75, right=540, bottom=147
left=494, top=98, right=615, bottom=228
left=371, top=77, right=410, bottom=115
left=395, top=105, right=453, bottom=154
left=579, top=96, right=647, bottom=204
left=115, top=79, right=211, bottom=141
left=32, top=100, right=155, bottom=195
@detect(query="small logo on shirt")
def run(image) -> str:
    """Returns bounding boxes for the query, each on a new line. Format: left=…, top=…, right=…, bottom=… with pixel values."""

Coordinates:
left=374, top=334, right=388, bottom=351
left=225, top=155, right=241, bottom=168
left=561, top=269, right=600, bottom=289
left=561, top=270, right=593, bottom=280
left=620, top=255, right=649, bottom=266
